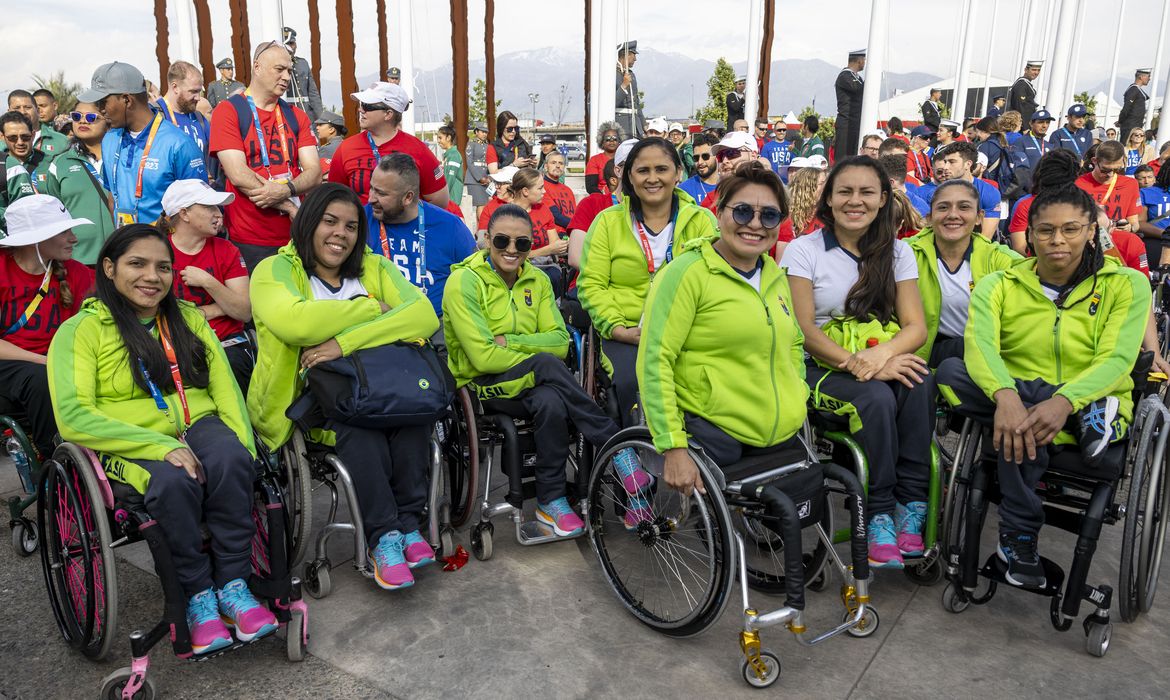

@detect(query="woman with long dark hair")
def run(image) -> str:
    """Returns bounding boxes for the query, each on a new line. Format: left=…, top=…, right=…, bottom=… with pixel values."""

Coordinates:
left=936, top=184, right=1150, bottom=588
left=488, top=110, right=536, bottom=171
left=248, top=183, right=440, bottom=592
left=48, top=224, right=275, bottom=655
left=780, top=155, right=934, bottom=570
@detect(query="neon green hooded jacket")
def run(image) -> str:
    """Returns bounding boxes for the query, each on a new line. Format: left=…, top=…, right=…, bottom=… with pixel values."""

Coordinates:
left=442, top=250, right=569, bottom=398
left=958, top=256, right=1150, bottom=433
left=577, top=190, right=717, bottom=339
left=637, top=238, right=807, bottom=453
left=248, top=242, right=439, bottom=450
left=908, top=227, right=1021, bottom=361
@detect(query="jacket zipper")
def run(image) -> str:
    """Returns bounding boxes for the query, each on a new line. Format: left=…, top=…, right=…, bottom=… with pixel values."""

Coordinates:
left=1052, top=309, right=1063, bottom=383
left=764, top=298, right=780, bottom=445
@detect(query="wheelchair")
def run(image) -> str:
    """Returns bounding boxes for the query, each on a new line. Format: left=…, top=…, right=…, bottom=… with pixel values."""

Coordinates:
left=586, top=426, right=876, bottom=688
left=36, top=441, right=308, bottom=699
left=939, top=354, right=1170, bottom=657
left=2, top=399, right=42, bottom=557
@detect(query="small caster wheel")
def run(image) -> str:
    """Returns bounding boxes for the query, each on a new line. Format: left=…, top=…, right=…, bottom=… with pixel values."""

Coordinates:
left=942, top=582, right=970, bottom=614
left=845, top=606, right=879, bottom=638
left=439, top=526, right=456, bottom=558
left=807, top=568, right=830, bottom=592
left=100, top=667, right=157, bottom=700
left=1085, top=621, right=1112, bottom=658
left=904, top=557, right=944, bottom=586
left=286, top=607, right=308, bottom=662
left=471, top=523, right=493, bottom=561
left=304, top=559, right=332, bottom=599
left=741, top=650, right=781, bottom=688
left=11, top=517, right=37, bottom=556
left=1050, top=595, right=1072, bottom=631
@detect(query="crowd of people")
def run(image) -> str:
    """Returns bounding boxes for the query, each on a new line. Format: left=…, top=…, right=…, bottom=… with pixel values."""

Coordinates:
left=0, top=35, right=1163, bottom=661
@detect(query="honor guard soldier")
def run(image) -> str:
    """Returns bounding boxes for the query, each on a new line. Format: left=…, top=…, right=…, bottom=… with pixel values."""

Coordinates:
left=1049, top=104, right=1093, bottom=162
left=1008, top=60, right=1043, bottom=126
left=615, top=40, right=645, bottom=139
left=281, top=27, right=322, bottom=123
left=725, top=75, right=746, bottom=131
left=921, top=88, right=942, bottom=132
left=1117, top=68, right=1152, bottom=138
left=835, top=49, right=866, bottom=162
left=206, top=58, right=245, bottom=109
left=987, top=95, right=1006, bottom=118
left=386, top=67, right=402, bottom=85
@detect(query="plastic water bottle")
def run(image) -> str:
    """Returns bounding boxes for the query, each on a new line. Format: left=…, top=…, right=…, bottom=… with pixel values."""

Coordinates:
left=4, top=431, right=33, bottom=494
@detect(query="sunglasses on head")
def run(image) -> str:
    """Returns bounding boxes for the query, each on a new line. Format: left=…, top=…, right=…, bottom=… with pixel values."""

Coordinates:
left=729, top=203, right=784, bottom=229
left=360, top=102, right=387, bottom=112
left=70, top=111, right=100, bottom=123
left=491, top=234, right=532, bottom=252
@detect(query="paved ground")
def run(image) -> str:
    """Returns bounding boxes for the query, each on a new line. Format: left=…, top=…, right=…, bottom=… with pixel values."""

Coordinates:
left=2, top=442, right=1168, bottom=700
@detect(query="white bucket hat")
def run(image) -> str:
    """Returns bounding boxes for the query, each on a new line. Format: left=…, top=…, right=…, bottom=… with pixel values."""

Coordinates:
left=0, top=195, right=92, bottom=248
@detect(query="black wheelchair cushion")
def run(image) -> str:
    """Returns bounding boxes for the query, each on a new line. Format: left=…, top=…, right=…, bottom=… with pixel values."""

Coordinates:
left=1045, top=443, right=1126, bottom=483
left=721, top=441, right=811, bottom=484
left=480, top=398, right=531, bottom=420
left=809, top=410, right=849, bottom=432
left=110, top=479, right=146, bottom=509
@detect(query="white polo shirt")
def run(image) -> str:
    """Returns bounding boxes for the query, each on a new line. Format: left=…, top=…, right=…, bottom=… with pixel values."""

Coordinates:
left=780, top=227, right=918, bottom=328
left=936, top=253, right=974, bottom=338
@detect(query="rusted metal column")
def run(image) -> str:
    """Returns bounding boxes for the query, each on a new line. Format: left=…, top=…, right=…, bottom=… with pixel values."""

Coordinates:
left=154, top=0, right=170, bottom=87
left=336, top=0, right=359, bottom=134
left=192, top=0, right=215, bottom=85
left=308, top=0, right=322, bottom=87
left=757, top=0, right=775, bottom=120
left=377, top=0, right=389, bottom=81
left=485, top=0, right=496, bottom=140
left=451, top=0, right=470, bottom=154
left=229, top=0, right=252, bottom=84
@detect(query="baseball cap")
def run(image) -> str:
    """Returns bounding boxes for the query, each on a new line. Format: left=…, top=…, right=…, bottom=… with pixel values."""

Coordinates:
left=976, top=152, right=989, bottom=168
left=162, top=179, right=235, bottom=217
left=0, top=195, right=92, bottom=248
left=787, top=157, right=811, bottom=170
left=77, top=62, right=147, bottom=103
left=538, top=133, right=556, bottom=144
left=351, top=82, right=410, bottom=113
left=1067, top=103, right=1088, bottom=117
left=668, top=122, right=685, bottom=134
left=314, top=110, right=346, bottom=128
left=911, top=125, right=933, bottom=140
left=1031, top=109, right=1055, bottom=122
left=614, top=138, right=640, bottom=166
left=711, top=131, right=759, bottom=157
left=645, top=117, right=669, bottom=134
left=488, top=165, right=520, bottom=183
left=807, top=155, right=829, bottom=169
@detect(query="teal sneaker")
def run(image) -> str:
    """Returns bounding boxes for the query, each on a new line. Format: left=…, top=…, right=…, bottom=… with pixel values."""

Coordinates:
left=217, top=579, right=277, bottom=642
left=612, top=447, right=653, bottom=495
left=185, top=588, right=231, bottom=654
left=369, top=531, right=414, bottom=590
left=536, top=497, right=585, bottom=537
left=868, top=513, right=904, bottom=569
left=895, top=501, right=927, bottom=556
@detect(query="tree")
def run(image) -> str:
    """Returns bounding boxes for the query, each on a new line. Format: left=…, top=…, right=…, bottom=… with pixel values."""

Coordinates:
left=551, top=84, right=572, bottom=126
left=797, top=105, right=836, bottom=145
left=695, top=58, right=737, bottom=124
left=33, top=71, right=83, bottom=113
left=470, top=78, right=500, bottom=129
left=1074, top=91, right=1098, bottom=119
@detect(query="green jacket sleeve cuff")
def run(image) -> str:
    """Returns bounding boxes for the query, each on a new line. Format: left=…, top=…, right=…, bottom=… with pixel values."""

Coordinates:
left=653, top=430, right=690, bottom=453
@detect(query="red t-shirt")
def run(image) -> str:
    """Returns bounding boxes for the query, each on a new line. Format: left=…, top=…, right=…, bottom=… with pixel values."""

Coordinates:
left=209, top=99, right=316, bottom=247
left=542, top=179, right=577, bottom=232
left=327, top=130, right=445, bottom=204
left=568, top=192, right=617, bottom=233
left=585, top=152, right=613, bottom=196
left=1075, top=172, right=1141, bottom=221
left=1149, top=159, right=1163, bottom=176
left=477, top=196, right=508, bottom=232
left=0, top=253, right=94, bottom=354
left=1109, top=231, right=1149, bottom=277
left=906, top=151, right=932, bottom=181
left=444, top=199, right=465, bottom=220
left=1009, top=195, right=1033, bottom=234
left=528, top=203, right=557, bottom=249
left=169, top=236, right=248, bottom=340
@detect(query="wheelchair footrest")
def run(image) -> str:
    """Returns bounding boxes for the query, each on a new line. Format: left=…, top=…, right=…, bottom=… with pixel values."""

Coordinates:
left=979, top=552, right=1066, bottom=597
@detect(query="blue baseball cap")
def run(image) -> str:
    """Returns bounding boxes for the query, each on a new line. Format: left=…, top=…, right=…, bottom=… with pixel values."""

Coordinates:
left=911, top=125, right=933, bottom=140
left=1031, top=108, right=1055, bottom=122
left=1067, top=103, right=1088, bottom=117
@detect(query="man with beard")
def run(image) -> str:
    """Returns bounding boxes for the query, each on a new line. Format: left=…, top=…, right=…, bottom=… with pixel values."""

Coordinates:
left=207, top=58, right=245, bottom=108
left=921, top=142, right=1002, bottom=237
left=541, top=152, right=575, bottom=233
left=364, top=152, right=476, bottom=326
left=280, top=27, right=322, bottom=122
left=1007, top=108, right=1055, bottom=197
left=678, top=133, right=719, bottom=204
left=6, top=90, right=67, bottom=157
left=1008, top=60, right=1043, bottom=125
left=157, top=61, right=211, bottom=158
left=834, top=49, right=866, bottom=161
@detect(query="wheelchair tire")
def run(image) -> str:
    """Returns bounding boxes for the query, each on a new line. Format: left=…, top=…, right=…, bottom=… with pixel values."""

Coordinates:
left=279, top=431, right=314, bottom=567
left=38, top=444, right=119, bottom=661
left=941, top=582, right=970, bottom=614
left=304, top=558, right=332, bottom=599
left=1120, top=403, right=1170, bottom=621
left=471, top=522, right=493, bottom=561
left=99, top=668, right=156, bottom=700
left=11, top=517, right=37, bottom=557
left=741, top=650, right=781, bottom=688
left=286, top=607, right=308, bottom=662
left=1085, top=620, right=1112, bottom=658
left=442, top=388, right=480, bottom=529
left=586, top=428, right=733, bottom=638
left=941, top=425, right=986, bottom=568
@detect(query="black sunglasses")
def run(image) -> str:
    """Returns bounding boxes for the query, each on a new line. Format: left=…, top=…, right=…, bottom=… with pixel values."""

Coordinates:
left=360, top=102, right=388, bottom=112
left=602, top=135, right=619, bottom=142
left=491, top=234, right=532, bottom=252
left=4, top=133, right=32, bottom=143
left=71, top=111, right=100, bottom=123
left=696, top=153, right=713, bottom=160
left=505, top=126, right=520, bottom=133
left=729, top=203, right=783, bottom=229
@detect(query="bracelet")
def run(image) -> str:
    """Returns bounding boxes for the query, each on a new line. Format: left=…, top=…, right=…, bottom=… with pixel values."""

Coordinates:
left=287, top=180, right=297, bottom=197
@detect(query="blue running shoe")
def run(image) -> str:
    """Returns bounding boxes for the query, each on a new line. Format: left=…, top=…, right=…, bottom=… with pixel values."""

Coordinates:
left=867, top=513, right=904, bottom=569
left=536, top=497, right=585, bottom=537
left=1078, top=396, right=1122, bottom=466
left=895, top=501, right=927, bottom=556
left=186, top=588, right=231, bottom=654
left=998, top=531, right=1046, bottom=588
left=218, top=579, right=277, bottom=642
left=369, top=531, right=414, bottom=590
left=613, top=447, right=653, bottom=495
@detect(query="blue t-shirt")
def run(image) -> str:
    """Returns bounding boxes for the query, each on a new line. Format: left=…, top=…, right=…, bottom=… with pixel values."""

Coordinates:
left=678, top=175, right=717, bottom=206
left=918, top=178, right=1002, bottom=219
left=1141, top=186, right=1170, bottom=232
left=760, top=140, right=792, bottom=179
left=100, top=113, right=208, bottom=225
left=155, top=98, right=210, bottom=158
left=907, top=189, right=931, bottom=217
left=364, top=201, right=477, bottom=316
left=1125, top=148, right=1146, bottom=176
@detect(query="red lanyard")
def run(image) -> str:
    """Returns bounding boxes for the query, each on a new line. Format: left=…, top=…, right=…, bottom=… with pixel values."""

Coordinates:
left=157, top=315, right=192, bottom=434
left=134, top=114, right=164, bottom=199
left=633, top=215, right=674, bottom=274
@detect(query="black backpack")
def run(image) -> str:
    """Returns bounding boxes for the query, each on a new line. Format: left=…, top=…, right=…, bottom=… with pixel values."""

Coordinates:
left=208, top=94, right=304, bottom=190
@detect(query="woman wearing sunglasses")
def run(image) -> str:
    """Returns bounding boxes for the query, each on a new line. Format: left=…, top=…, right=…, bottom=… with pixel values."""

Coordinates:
left=639, top=161, right=808, bottom=494
left=488, top=110, right=536, bottom=172
left=249, top=184, right=441, bottom=592
left=781, top=155, right=934, bottom=571
left=38, top=101, right=115, bottom=266
left=443, top=205, right=651, bottom=537
left=578, top=137, right=717, bottom=427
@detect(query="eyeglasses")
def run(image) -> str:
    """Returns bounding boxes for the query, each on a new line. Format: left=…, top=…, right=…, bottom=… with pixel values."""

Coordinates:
left=696, top=153, right=713, bottom=160
left=3, top=133, right=32, bottom=143
left=1031, top=221, right=1093, bottom=240
left=506, top=126, right=520, bottom=133
left=491, top=234, right=532, bottom=252
left=70, top=111, right=100, bottom=124
left=715, top=148, right=750, bottom=163
left=1094, top=162, right=1125, bottom=176
left=729, top=203, right=784, bottom=229
left=360, top=102, right=387, bottom=112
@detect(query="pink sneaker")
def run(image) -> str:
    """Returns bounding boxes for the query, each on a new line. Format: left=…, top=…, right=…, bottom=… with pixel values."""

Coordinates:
left=217, top=579, right=277, bottom=642
left=185, top=588, right=231, bottom=654
left=895, top=502, right=927, bottom=556
left=369, top=532, right=414, bottom=590
left=403, top=530, right=436, bottom=568
left=536, top=498, right=585, bottom=537
left=623, top=495, right=653, bottom=531
left=867, top=514, right=904, bottom=569
left=613, top=447, right=653, bottom=495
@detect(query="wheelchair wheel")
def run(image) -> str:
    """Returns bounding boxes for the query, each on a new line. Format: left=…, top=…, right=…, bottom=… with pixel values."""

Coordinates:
left=441, top=388, right=480, bottom=528
left=99, top=668, right=156, bottom=700
left=734, top=491, right=832, bottom=596
left=37, top=444, right=118, bottom=661
left=941, top=424, right=985, bottom=566
left=278, top=430, right=314, bottom=567
left=250, top=479, right=282, bottom=578
left=1120, top=404, right=1170, bottom=621
left=586, top=429, right=734, bottom=637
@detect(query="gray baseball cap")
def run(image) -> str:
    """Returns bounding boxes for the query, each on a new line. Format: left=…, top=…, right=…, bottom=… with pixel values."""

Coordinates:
left=78, top=62, right=147, bottom=103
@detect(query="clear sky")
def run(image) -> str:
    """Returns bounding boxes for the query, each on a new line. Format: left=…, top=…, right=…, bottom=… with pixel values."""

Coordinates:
left=4, top=0, right=1169, bottom=101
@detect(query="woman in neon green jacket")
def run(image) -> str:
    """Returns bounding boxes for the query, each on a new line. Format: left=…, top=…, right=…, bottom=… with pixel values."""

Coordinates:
left=48, top=224, right=276, bottom=654
left=249, top=183, right=440, bottom=593
left=908, top=179, right=1021, bottom=366
left=577, top=137, right=718, bottom=426
left=638, top=161, right=808, bottom=493
left=936, top=183, right=1151, bottom=589
left=444, top=204, right=649, bottom=538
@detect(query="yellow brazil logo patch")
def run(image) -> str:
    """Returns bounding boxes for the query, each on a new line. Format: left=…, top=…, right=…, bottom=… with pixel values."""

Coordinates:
left=1088, top=291, right=1101, bottom=316
left=418, top=378, right=430, bottom=390
left=524, top=288, right=533, bottom=306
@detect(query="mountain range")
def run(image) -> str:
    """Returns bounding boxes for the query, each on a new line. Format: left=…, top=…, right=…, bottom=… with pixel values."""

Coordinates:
left=320, top=46, right=941, bottom=123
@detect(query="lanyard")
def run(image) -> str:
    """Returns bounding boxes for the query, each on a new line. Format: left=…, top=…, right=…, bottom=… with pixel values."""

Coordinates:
left=110, top=112, right=163, bottom=216
left=159, top=99, right=179, bottom=127
left=378, top=205, right=428, bottom=291
left=366, top=130, right=381, bottom=163
left=2, top=269, right=52, bottom=336
left=1062, top=128, right=1083, bottom=158
left=1103, top=174, right=1119, bottom=208
left=141, top=315, right=192, bottom=437
left=244, top=91, right=289, bottom=176
left=610, top=193, right=620, bottom=206
left=1030, top=133, right=1046, bottom=155
left=632, top=209, right=678, bottom=275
